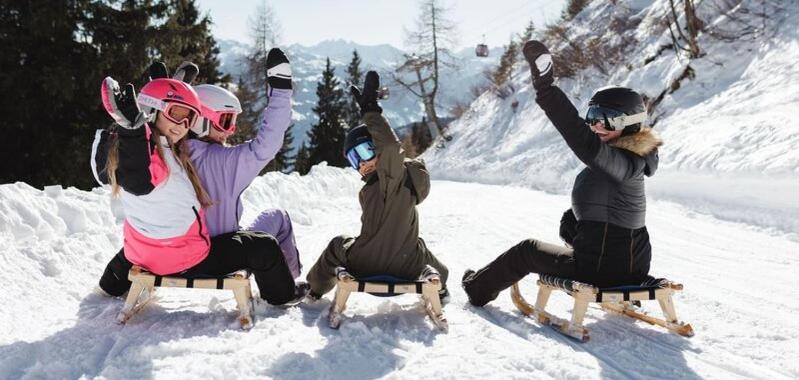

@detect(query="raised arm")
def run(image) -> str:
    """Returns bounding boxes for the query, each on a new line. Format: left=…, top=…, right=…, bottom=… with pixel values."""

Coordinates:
left=362, top=111, right=404, bottom=195
left=224, top=88, right=293, bottom=188
left=198, top=48, right=294, bottom=195
left=352, top=71, right=405, bottom=196
left=96, top=78, right=167, bottom=194
left=523, top=41, right=647, bottom=182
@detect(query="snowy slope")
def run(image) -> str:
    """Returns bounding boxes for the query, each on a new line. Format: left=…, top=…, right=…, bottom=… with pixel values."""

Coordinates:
left=423, top=0, right=799, bottom=236
left=2, top=167, right=798, bottom=378
left=217, top=39, right=501, bottom=149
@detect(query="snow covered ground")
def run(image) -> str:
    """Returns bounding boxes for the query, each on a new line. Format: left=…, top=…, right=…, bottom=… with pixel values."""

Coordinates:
left=1, top=166, right=797, bottom=379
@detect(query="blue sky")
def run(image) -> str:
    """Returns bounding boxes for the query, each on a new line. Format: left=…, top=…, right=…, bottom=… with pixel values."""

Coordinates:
left=196, top=0, right=566, bottom=49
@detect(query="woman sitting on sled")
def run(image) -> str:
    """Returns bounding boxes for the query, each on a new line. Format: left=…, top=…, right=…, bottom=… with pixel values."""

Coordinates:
left=462, top=40, right=663, bottom=306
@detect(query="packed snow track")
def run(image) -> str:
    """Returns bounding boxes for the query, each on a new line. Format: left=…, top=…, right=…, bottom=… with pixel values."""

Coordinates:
left=1, top=166, right=796, bottom=379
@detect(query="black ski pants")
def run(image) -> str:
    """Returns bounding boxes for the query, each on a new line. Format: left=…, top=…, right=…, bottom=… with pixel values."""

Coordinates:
left=99, top=230, right=296, bottom=305
left=307, top=235, right=449, bottom=297
left=462, top=238, right=575, bottom=307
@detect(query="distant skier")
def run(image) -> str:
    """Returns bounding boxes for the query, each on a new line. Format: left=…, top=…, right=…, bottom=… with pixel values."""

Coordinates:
left=305, top=71, right=449, bottom=301
left=462, top=40, right=663, bottom=306
left=94, top=48, right=306, bottom=305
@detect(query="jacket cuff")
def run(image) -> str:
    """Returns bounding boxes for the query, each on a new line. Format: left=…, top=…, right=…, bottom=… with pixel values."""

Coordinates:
left=268, top=88, right=293, bottom=100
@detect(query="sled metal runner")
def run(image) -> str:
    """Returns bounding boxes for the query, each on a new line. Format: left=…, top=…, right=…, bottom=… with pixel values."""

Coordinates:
left=328, top=268, right=448, bottom=331
left=117, top=266, right=255, bottom=330
left=510, top=274, right=694, bottom=342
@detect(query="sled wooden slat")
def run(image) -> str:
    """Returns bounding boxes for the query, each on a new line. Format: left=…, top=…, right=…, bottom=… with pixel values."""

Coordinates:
left=116, top=266, right=255, bottom=330
left=328, top=268, right=448, bottom=332
left=511, top=275, right=694, bottom=342
left=336, top=279, right=426, bottom=295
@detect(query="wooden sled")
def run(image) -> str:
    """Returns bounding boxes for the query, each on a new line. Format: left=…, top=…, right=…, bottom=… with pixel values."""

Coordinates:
left=117, top=266, right=255, bottom=330
left=328, top=266, right=448, bottom=331
left=510, top=274, right=694, bottom=342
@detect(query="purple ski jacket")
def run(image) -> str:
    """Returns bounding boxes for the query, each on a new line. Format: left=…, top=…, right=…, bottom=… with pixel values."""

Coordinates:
left=187, top=89, right=300, bottom=276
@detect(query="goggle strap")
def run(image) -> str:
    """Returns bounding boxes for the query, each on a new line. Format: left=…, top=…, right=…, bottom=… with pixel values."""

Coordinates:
left=137, top=93, right=167, bottom=112
left=607, top=111, right=646, bottom=129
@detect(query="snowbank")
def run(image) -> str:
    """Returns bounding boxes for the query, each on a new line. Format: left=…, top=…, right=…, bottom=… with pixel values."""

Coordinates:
left=0, top=165, right=362, bottom=346
left=423, top=0, right=799, bottom=234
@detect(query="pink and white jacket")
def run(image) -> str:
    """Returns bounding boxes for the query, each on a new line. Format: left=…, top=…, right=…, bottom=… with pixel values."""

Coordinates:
left=91, top=125, right=210, bottom=275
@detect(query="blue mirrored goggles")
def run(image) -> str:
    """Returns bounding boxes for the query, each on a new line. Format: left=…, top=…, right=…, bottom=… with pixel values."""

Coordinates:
left=345, top=141, right=376, bottom=169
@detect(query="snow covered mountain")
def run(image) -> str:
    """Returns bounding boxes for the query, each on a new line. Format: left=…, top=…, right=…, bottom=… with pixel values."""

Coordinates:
left=424, top=0, right=799, bottom=236
left=218, top=38, right=501, bottom=148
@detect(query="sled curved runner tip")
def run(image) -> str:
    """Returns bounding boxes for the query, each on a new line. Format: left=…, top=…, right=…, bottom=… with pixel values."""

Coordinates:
left=117, top=266, right=255, bottom=330
left=510, top=275, right=694, bottom=342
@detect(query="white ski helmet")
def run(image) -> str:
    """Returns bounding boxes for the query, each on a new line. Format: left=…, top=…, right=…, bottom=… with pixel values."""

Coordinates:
left=191, top=84, right=243, bottom=137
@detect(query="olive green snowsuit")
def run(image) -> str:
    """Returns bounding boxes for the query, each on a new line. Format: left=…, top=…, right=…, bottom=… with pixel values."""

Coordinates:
left=307, top=112, right=449, bottom=295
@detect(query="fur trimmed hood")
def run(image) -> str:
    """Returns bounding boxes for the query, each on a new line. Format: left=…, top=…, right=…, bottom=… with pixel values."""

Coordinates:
left=609, top=127, right=663, bottom=157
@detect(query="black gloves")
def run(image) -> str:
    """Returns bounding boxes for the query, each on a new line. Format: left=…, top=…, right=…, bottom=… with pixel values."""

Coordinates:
left=173, top=61, right=199, bottom=84
left=148, top=61, right=169, bottom=81
left=522, top=40, right=554, bottom=91
left=101, top=77, right=145, bottom=130
left=266, top=48, right=292, bottom=90
left=350, top=70, right=383, bottom=115
left=558, top=208, right=578, bottom=247
left=148, top=61, right=198, bottom=84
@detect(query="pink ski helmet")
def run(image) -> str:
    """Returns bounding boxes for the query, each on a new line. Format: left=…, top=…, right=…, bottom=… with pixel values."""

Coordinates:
left=137, top=78, right=202, bottom=129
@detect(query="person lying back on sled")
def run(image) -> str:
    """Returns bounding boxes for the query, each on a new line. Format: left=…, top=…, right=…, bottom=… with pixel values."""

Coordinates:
left=94, top=50, right=306, bottom=305
left=305, top=71, right=449, bottom=301
left=462, top=40, right=663, bottom=306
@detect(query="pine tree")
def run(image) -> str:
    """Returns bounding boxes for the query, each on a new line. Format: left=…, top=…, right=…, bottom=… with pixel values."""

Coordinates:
left=266, top=123, right=295, bottom=172
left=563, top=0, right=591, bottom=20
left=306, top=58, right=348, bottom=168
left=228, top=77, right=260, bottom=146
left=344, top=50, right=363, bottom=128
left=155, top=0, right=230, bottom=85
left=492, top=38, right=519, bottom=90
left=0, top=0, right=170, bottom=189
left=294, top=142, right=311, bottom=175
left=519, top=20, right=535, bottom=43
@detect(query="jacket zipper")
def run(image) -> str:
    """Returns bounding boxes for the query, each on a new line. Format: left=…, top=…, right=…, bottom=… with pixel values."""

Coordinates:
left=629, top=229, right=635, bottom=273
left=596, top=223, right=608, bottom=271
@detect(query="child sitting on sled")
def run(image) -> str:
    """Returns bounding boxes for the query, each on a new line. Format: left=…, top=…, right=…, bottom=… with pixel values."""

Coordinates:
left=305, top=71, right=449, bottom=301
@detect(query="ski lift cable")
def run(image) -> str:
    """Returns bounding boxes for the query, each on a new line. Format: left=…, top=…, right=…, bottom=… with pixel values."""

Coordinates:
left=477, top=1, right=534, bottom=31
left=465, top=1, right=536, bottom=41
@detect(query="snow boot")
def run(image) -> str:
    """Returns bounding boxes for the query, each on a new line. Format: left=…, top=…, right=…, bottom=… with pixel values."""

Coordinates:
left=281, top=281, right=311, bottom=307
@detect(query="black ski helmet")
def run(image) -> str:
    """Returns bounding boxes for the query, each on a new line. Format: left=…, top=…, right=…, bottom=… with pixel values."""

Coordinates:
left=588, top=86, right=646, bottom=135
left=344, top=124, right=372, bottom=156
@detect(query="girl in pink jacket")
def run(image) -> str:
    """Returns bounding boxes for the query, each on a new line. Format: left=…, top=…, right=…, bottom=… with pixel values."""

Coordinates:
left=94, top=70, right=303, bottom=305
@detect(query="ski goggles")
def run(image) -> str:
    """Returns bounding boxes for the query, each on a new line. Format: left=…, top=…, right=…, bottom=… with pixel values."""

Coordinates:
left=201, top=105, right=238, bottom=133
left=138, top=93, right=201, bottom=129
left=161, top=102, right=200, bottom=128
left=345, top=141, right=376, bottom=169
left=585, top=106, right=646, bottom=131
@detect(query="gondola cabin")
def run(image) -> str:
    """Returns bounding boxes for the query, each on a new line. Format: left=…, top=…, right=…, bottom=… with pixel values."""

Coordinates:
left=475, top=43, right=489, bottom=57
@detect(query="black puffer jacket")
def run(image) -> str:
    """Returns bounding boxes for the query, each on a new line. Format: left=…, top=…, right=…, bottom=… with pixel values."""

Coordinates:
left=537, top=85, right=662, bottom=287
